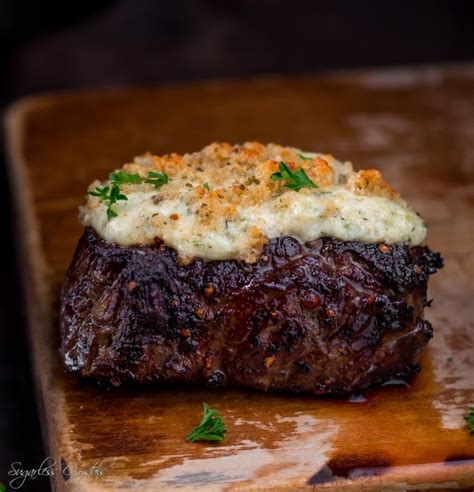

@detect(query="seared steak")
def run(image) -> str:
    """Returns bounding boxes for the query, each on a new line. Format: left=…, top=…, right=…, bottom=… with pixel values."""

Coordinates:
left=60, top=228, right=442, bottom=393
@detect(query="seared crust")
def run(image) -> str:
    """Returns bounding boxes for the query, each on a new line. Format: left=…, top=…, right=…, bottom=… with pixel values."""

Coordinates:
left=60, top=228, right=442, bottom=393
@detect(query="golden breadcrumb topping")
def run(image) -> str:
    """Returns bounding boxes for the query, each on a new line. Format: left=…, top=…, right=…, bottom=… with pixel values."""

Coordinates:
left=123, top=141, right=396, bottom=204
left=81, top=142, right=425, bottom=263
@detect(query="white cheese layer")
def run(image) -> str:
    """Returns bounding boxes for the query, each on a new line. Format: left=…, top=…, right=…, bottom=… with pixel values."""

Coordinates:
left=80, top=143, right=426, bottom=263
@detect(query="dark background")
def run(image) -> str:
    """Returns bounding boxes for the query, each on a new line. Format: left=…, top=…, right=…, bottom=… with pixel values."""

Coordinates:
left=1, top=1, right=473, bottom=490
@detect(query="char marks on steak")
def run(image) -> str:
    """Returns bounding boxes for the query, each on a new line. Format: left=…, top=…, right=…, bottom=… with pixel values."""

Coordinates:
left=60, top=228, right=442, bottom=393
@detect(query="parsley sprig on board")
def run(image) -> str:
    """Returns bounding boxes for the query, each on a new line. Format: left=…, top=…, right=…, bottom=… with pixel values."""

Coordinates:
left=88, top=170, right=169, bottom=220
left=271, top=161, right=318, bottom=191
left=465, top=407, right=474, bottom=434
left=186, top=403, right=227, bottom=442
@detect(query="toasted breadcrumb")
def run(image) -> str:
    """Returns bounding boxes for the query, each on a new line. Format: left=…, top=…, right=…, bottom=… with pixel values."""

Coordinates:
left=121, top=142, right=396, bottom=221
left=82, top=142, right=423, bottom=263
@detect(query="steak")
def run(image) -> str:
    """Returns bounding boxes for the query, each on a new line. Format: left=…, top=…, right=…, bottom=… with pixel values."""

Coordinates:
left=60, top=228, right=442, bottom=394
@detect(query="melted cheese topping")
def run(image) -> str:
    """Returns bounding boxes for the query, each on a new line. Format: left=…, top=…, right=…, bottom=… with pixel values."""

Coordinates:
left=80, top=142, right=426, bottom=263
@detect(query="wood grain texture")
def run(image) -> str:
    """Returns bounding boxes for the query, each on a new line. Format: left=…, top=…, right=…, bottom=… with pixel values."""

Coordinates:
left=4, top=64, right=474, bottom=491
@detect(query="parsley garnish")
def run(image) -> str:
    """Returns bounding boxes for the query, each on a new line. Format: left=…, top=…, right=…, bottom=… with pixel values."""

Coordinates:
left=186, top=403, right=226, bottom=442
left=109, top=170, right=142, bottom=184
left=88, top=184, right=127, bottom=220
left=89, top=170, right=169, bottom=220
left=271, top=161, right=318, bottom=191
left=88, top=185, right=110, bottom=202
left=0, top=481, right=5, bottom=492
left=203, top=182, right=210, bottom=191
left=297, top=153, right=313, bottom=161
left=145, top=171, right=169, bottom=188
left=465, top=407, right=474, bottom=434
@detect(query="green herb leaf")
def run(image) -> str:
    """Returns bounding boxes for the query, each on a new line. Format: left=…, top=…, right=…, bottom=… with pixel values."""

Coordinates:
left=109, top=184, right=128, bottom=202
left=271, top=161, right=318, bottom=192
left=89, top=169, right=170, bottom=221
left=109, top=170, right=142, bottom=184
left=297, top=153, right=313, bottom=161
left=145, top=171, right=169, bottom=188
left=203, top=182, right=210, bottom=191
left=88, top=183, right=127, bottom=221
left=88, top=186, right=110, bottom=201
left=465, top=407, right=474, bottom=434
left=106, top=206, right=118, bottom=220
left=186, top=403, right=226, bottom=442
left=0, top=481, right=5, bottom=492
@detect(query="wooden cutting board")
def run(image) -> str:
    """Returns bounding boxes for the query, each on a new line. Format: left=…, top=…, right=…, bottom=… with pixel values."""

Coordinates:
left=5, top=65, right=474, bottom=491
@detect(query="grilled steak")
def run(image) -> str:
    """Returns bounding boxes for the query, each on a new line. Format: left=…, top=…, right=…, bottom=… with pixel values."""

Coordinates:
left=60, top=228, right=442, bottom=393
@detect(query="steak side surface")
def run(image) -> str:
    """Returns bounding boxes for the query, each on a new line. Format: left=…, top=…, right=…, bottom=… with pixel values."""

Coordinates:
left=60, top=228, right=442, bottom=393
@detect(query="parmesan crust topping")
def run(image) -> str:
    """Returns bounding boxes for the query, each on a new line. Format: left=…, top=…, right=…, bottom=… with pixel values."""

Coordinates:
left=80, top=142, right=426, bottom=263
